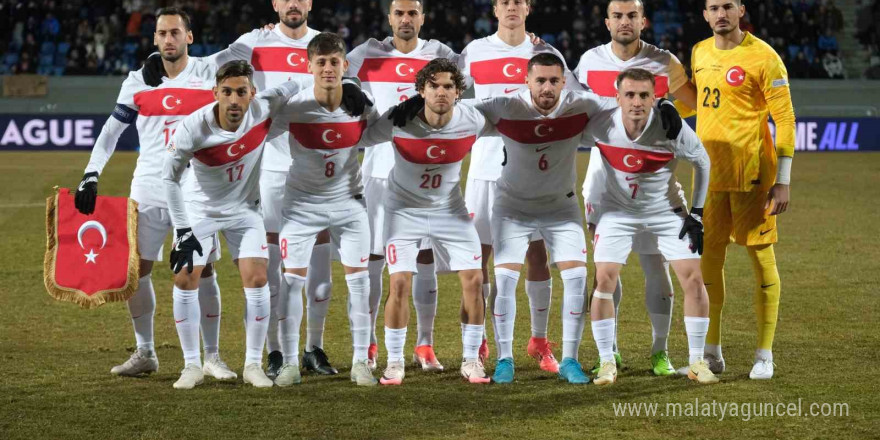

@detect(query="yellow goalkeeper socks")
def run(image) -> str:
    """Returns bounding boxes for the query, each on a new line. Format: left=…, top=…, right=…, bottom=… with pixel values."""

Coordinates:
left=701, top=244, right=727, bottom=346
left=748, top=244, right=781, bottom=351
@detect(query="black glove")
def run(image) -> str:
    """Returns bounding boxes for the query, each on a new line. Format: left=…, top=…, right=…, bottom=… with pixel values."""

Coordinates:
left=75, top=172, right=99, bottom=215
left=657, top=98, right=682, bottom=140
left=142, top=53, right=166, bottom=87
left=341, top=82, right=372, bottom=116
left=678, top=207, right=704, bottom=255
left=501, top=146, right=508, bottom=166
left=170, top=228, right=203, bottom=274
left=388, top=94, right=425, bottom=127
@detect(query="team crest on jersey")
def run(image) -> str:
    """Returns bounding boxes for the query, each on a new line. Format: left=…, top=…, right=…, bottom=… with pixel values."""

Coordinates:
left=726, top=66, right=746, bottom=87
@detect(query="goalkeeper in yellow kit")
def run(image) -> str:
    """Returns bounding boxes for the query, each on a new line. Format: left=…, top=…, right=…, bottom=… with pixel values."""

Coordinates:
left=681, top=0, right=795, bottom=380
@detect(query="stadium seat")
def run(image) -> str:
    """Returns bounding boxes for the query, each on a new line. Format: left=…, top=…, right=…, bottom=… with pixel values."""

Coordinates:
left=53, top=66, right=65, bottom=76
left=56, top=42, right=70, bottom=56
left=190, top=44, right=204, bottom=57
left=4, top=52, right=19, bottom=67
left=40, top=41, right=56, bottom=55
left=39, top=53, right=54, bottom=67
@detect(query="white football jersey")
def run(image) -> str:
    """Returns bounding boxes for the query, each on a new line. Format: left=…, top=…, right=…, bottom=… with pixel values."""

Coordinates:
left=573, top=41, right=687, bottom=99
left=346, top=37, right=457, bottom=179
left=458, top=33, right=579, bottom=182
left=575, top=41, right=689, bottom=210
left=475, top=90, right=615, bottom=213
left=166, top=82, right=301, bottom=223
left=116, top=57, right=217, bottom=208
left=268, top=88, right=377, bottom=211
left=583, top=108, right=704, bottom=214
left=206, top=26, right=319, bottom=172
left=361, top=104, right=490, bottom=211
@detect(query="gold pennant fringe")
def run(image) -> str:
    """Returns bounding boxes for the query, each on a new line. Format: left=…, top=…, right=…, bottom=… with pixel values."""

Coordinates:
left=43, top=188, right=140, bottom=309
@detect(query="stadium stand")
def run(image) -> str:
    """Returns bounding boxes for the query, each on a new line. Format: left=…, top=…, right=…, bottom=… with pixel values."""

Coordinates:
left=0, top=0, right=865, bottom=79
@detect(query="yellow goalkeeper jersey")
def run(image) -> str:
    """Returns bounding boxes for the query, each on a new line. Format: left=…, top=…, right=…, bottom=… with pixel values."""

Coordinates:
left=691, top=32, right=795, bottom=192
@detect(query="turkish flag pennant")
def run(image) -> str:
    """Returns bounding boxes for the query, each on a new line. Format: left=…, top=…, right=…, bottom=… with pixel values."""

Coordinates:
left=44, top=188, right=139, bottom=309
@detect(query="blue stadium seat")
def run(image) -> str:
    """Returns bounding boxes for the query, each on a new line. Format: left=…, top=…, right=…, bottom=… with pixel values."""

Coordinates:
left=40, top=41, right=56, bottom=55
left=190, top=43, right=204, bottom=57
left=4, top=52, right=19, bottom=66
left=53, top=66, right=65, bottom=76
left=56, top=42, right=70, bottom=56
left=788, top=45, right=801, bottom=60
left=39, top=53, right=54, bottom=67
left=37, top=65, right=52, bottom=75
left=123, top=42, right=138, bottom=56
left=54, top=52, right=67, bottom=67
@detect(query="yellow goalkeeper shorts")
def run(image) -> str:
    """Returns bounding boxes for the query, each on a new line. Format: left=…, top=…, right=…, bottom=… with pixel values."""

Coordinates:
left=703, top=190, right=778, bottom=248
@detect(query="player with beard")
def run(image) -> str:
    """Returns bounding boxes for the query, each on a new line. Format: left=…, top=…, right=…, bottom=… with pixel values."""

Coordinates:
left=455, top=0, right=582, bottom=374
left=75, top=7, right=234, bottom=382
left=345, top=0, right=457, bottom=372
left=574, top=0, right=699, bottom=377
left=163, top=61, right=307, bottom=389
left=683, top=0, right=795, bottom=380
left=202, top=0, right=345, bottom=378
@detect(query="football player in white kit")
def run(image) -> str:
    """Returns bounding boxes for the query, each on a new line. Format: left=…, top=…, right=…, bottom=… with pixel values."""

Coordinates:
left=457, top=0, right=580, bottom=369
left=267, top=33, right=378, bottom=387
left=575, top=0, right=699, bottom=376
left=472, top=54, right=615, bottom=384
left=345, top=0, right=458, bottom=372
left=202, top=0, right=340, bottom=377
left=362, top=59, right=493, bottom=385
left=74, top=8, right=233, bottom=381
left=163, top=61, right=303, bottom=389
left=583, top=68, right=717, bottom=385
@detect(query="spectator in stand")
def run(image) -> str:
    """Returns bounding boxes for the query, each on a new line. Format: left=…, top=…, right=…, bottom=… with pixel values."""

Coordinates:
left=790, top=51, right=811, bottom=79
left=817, top=28, right=839, bottom=56
left=823, top=52, right=846, bottom=79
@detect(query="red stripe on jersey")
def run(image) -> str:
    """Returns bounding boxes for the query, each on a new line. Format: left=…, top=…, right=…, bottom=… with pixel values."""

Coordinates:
left=288, top=120, right=367, bottom=150
left=356, top=58, right=430, bottom=83
left=193, top=119, right=272, bottom=167
left=496, top=113, right=589, bottom=144
left=251, top=47, right=309, bottom=73
left=470, top=58, right=529, bottom=85
left=392, top=136, right=476, bottom=164
left=595, top=142, right=674, bottom=173
left=587, top=71, right=670, bottom=98
left=134, top=88, right=215, bottom=117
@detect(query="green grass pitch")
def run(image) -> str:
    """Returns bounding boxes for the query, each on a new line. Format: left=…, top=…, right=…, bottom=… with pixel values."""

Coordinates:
left=0, top=151, right=877, bottom=439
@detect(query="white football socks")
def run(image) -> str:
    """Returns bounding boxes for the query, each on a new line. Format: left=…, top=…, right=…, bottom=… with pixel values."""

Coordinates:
left=244, top=285, right=270, bottom=365
left=591, top=318, right=616, bottom=363
left=611, top=278, right=623, bottom=353
left=305, top=243, right=332, bottom=351
left=198, top=272, right=221, bottom=356
left=279, top=273, right=305, bottom=366
left=265, top=243, right=283, bottom=354
left=525, top=279, right=551, bottom=338
left=560, top=267, right=587, bottom=360
left=684, top=316, right=709, bottom=364
left=413, top=263, right=438, bottom=347
left=385, top=327, right=407, bottom=363
left=172, top=286, right=201, bottom=367
left=367, top=259, right=386, bottom=345
left=462, top=323, right=484, bottom=360
left=640, top=253, right=674, bottom=354
left=493, top=268, right=520, bottom=360
left=345, top=271, right=371, bottom=363
left=482, top=282, right=493, bottom=340
left=128, top=274, right=156, bottom=353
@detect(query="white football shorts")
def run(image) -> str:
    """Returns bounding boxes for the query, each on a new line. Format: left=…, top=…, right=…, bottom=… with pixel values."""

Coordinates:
left=280, top=201, right=370, bottom=269
left=259, top=169, right=287, bottom=234
left=384, top=206, right=481, bottom=275
left=137, top=204, right=220, bottom=263
left=192, top=211, right=267, bottom=266
left=593, top=209, right=698, bottom=264
left=493, top=201, right=587, bottom=266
